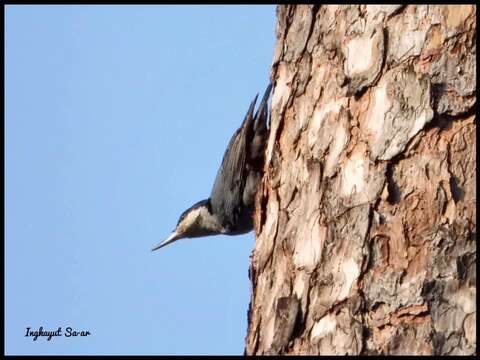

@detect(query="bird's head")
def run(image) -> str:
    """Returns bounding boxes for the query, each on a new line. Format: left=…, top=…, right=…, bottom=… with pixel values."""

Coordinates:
left=151, top=199, right=222, bottom=251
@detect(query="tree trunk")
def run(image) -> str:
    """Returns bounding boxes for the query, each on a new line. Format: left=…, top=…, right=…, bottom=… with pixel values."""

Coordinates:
left=246, top=5, right=476, bottom=355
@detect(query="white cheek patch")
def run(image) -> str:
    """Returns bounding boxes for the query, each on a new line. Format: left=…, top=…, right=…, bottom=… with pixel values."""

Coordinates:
left=178, top=210, right=199, bottom=232
left=177, top=205, right=222, bottom=234
left=196, top=207, right=221, bottom=231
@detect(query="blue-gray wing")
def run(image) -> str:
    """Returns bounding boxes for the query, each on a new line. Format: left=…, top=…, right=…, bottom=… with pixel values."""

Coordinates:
left=210, top=84, right=272, bottom=230
left=210, top=95, right=258, bottom=229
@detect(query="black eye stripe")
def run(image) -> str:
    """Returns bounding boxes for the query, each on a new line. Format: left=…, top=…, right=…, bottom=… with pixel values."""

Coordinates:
left=177, top=211, right=189, bottom=225
left=177, top=199, right=211, bottom=226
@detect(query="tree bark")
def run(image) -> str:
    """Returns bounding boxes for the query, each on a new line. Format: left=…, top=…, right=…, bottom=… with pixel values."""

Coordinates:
left=246, top=5, right=476, bottom=355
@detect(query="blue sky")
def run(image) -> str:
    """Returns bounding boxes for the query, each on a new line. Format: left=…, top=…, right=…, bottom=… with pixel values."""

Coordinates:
left=5, top=5, right=276, bottom=355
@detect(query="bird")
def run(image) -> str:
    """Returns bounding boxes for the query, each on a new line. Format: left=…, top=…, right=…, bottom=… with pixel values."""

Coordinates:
left=151, top=83, right=272, bottom=251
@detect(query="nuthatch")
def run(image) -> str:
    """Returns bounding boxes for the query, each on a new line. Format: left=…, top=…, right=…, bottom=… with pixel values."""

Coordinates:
left=152, top=84, right=271, bottom=251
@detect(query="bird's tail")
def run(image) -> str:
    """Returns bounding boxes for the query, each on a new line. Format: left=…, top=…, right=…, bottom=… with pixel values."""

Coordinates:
left=249, top=83, right=272, bottom=164
left=243, top=93, right=258, bottom=133
left=254, top=82, right=272, bottom=133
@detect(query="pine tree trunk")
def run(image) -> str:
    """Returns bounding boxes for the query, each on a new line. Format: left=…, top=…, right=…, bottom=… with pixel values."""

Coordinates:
left=246, top=5, right=476, bottom=355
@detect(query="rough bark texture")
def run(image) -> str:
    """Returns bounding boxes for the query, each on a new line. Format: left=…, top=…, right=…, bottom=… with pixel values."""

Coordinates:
left=246, top=5, right=476, bottom=355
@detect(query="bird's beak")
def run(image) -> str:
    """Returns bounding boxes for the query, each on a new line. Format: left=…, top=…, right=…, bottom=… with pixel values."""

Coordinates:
left=151, top=231, right=181, bottom=252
